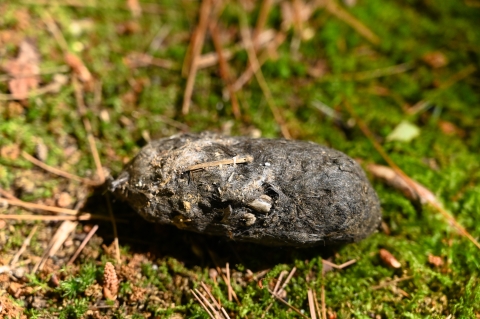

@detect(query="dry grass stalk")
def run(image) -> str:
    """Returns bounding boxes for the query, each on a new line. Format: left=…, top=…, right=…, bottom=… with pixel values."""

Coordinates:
left=198, top=282, right=231, bottom=319
left=32, top=220, right=78, bottom=273
left=254, top=0, right=273, bottom=45
left=307, top=289, right=317, bottom=319
left=321, top=258, right=357, bottom=270
left=182, top=0, right=213, bottom=115
left=239, top=20, right=291, bottom=139
left=408, top=64, right=476, bottom=114
left=105, top=194, right=121, bottom=265
left=10, top=225, right=38, bottom=266
left=325, top=0, right=380, bottom=45
left=103, top=262, right=119, bottom=300
left=0, top=213, right=115, bottom=222
left=267, top=288, right=310, bottom=319
left=226, top=262, right=232, bottom=302
left=313, top=290, right=322, bottom=319
left=209, top=21, right=241, bottom=119
left=21, top=151, right=97, bottom=185
left=1, top=197, right=79, bottom=215
left=68, top=224, right=99, bottom=265
left=321, top=281, right=326, bottom=319
left=72, top=76, right=105, bottom=184
left=345, top=101, right=480, bottom=251
left=231, top=32, right=285, bottom=93
left=191, top=289, right=215, bottom=319
left=276, top=267, right=296, bottom=296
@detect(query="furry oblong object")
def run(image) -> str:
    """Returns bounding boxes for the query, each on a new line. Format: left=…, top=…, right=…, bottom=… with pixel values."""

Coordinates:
left=111, top=133, right=381, bottom=246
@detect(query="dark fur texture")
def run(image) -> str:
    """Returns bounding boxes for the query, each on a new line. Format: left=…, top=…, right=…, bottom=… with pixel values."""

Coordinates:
left=111, top=133, right=381, bottom=246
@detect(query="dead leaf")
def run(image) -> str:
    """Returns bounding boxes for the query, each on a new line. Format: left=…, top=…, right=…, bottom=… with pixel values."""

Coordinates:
left=428, top=254, right=444, bottom=267
left=3, top=39, right=40, bottom=100
left=422, top=51, right=448, bottom=68
left=379, top=249, right=401, bottom=268
left=64, top=53, right=92, bottom=83
left=367, top=163, right=438, bottom=205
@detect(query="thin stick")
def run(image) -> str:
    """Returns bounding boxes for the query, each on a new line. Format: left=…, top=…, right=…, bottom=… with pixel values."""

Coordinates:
left=0, top=188, right=16, bottom=200
left=200, top=282, right=222, bottom=309
left=322, top=258, right=357, bottom=269
left=267, top=289, right=310, bottom=319
left=19, top=0, right=163, bottom=13
left=216, top=266, right=240, bottom=304
left=191, top=289, right=216, bottom=319
left=226, top=262, right=232, bottom=302
left=307, top=289, right=317, bottom=319
left=273, top=270, right=288, bottom=294
left=408, top=64, right=476, bottom=114
left=21, top=151, right=97, bottom=185
left=344, top=102, right=480, bottom=250
left=209, top=21, right=241, bottom=119
left=325, top=0, right=380, bottom=45
left=276, top=267, right=296, bottom=296
left=1, top=197, right=79, bottom=215
left=321, top=282, right=326, bottom=319
left=10, top=225, right=38, bottom=266
left=220, top=307, right=231, bottom=319
left=72, top=76, right=105, bottom=184
left=372, top=275, right=413, bottom=290
left=0, top=214, right=118, bottom=222
left=67, top=224, right=99, bottom=265
left=105, top=193, right=121, bottom=264
left=195, top=288, right=219, bottom=318
left=254, top=0, right=273, bottom=45
left=313, top=290, right=322, bottom=319
left=239, top=19, right=291, bottom=139
left=182, top=0, right=212, bottom=115
left=186, top=155, right=253, bottom=172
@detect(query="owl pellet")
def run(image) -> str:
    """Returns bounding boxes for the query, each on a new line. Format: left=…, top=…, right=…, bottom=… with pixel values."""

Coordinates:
left=111, top=133, right=381, bottom=247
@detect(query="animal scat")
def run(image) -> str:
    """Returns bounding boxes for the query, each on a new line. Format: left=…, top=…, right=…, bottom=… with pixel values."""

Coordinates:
left=111, top=132, right=382, bottom=247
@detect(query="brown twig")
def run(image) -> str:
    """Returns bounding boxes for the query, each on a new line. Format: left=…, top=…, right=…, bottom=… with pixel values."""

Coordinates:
left=1, top=197, right=79, bottom=215
left=239, top=17, right=291, bottom=139
left=276, top=267, right=296, bottom=296
left=191, top=289, right=215, bottom=319
left=67, top=224, right=99, bottom=265
left=194, top=288, right=218, bottom=318
left=322, top=258, right=357, bottom=270
left=345, top=102, right=480, bottom=251
left=325, top=0, right=380, bottom=45
left=321, top=280, right=326, bottom=319
left=226, top=262, right=232, bottom=302
left=105, top=193, right=121, bottom=264
left=209, top=21, right=241, bottom=119
left=72, top=76, right=105, bottom=184
left=10, top=225, right=38, bottom=266
left=313, top=290, right=322, bottom=319
left=20, top=0, right=163, bottom=13
left=267, top=289, right=310, bottom=319
left=307, top=289, right=317, bottom=319
left=408, top=64, right=476, bottom=114
left=21, top=151, right=98, bottom=185
left=0, top=213, right=121, bottom=222
left=0, top=188, right=16, bottom=200
left=33, top=220, right=78, bottom=273
left=231, top=32, right=285, bottom=92
left=254, top=0, right=273, bottom=46
left=182, top=0, right=212, bottom=115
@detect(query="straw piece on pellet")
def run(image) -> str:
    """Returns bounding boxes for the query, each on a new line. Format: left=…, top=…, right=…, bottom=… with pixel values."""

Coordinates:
left=111, top=132, right=381, bottom=246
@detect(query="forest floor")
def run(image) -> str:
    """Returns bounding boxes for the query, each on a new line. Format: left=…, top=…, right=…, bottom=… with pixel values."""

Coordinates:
left=1, top=0, right=480, bottom=318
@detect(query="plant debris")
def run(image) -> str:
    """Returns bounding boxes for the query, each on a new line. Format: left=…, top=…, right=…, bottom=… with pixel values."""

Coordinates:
left=112, top=133, right=381, bottom=246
